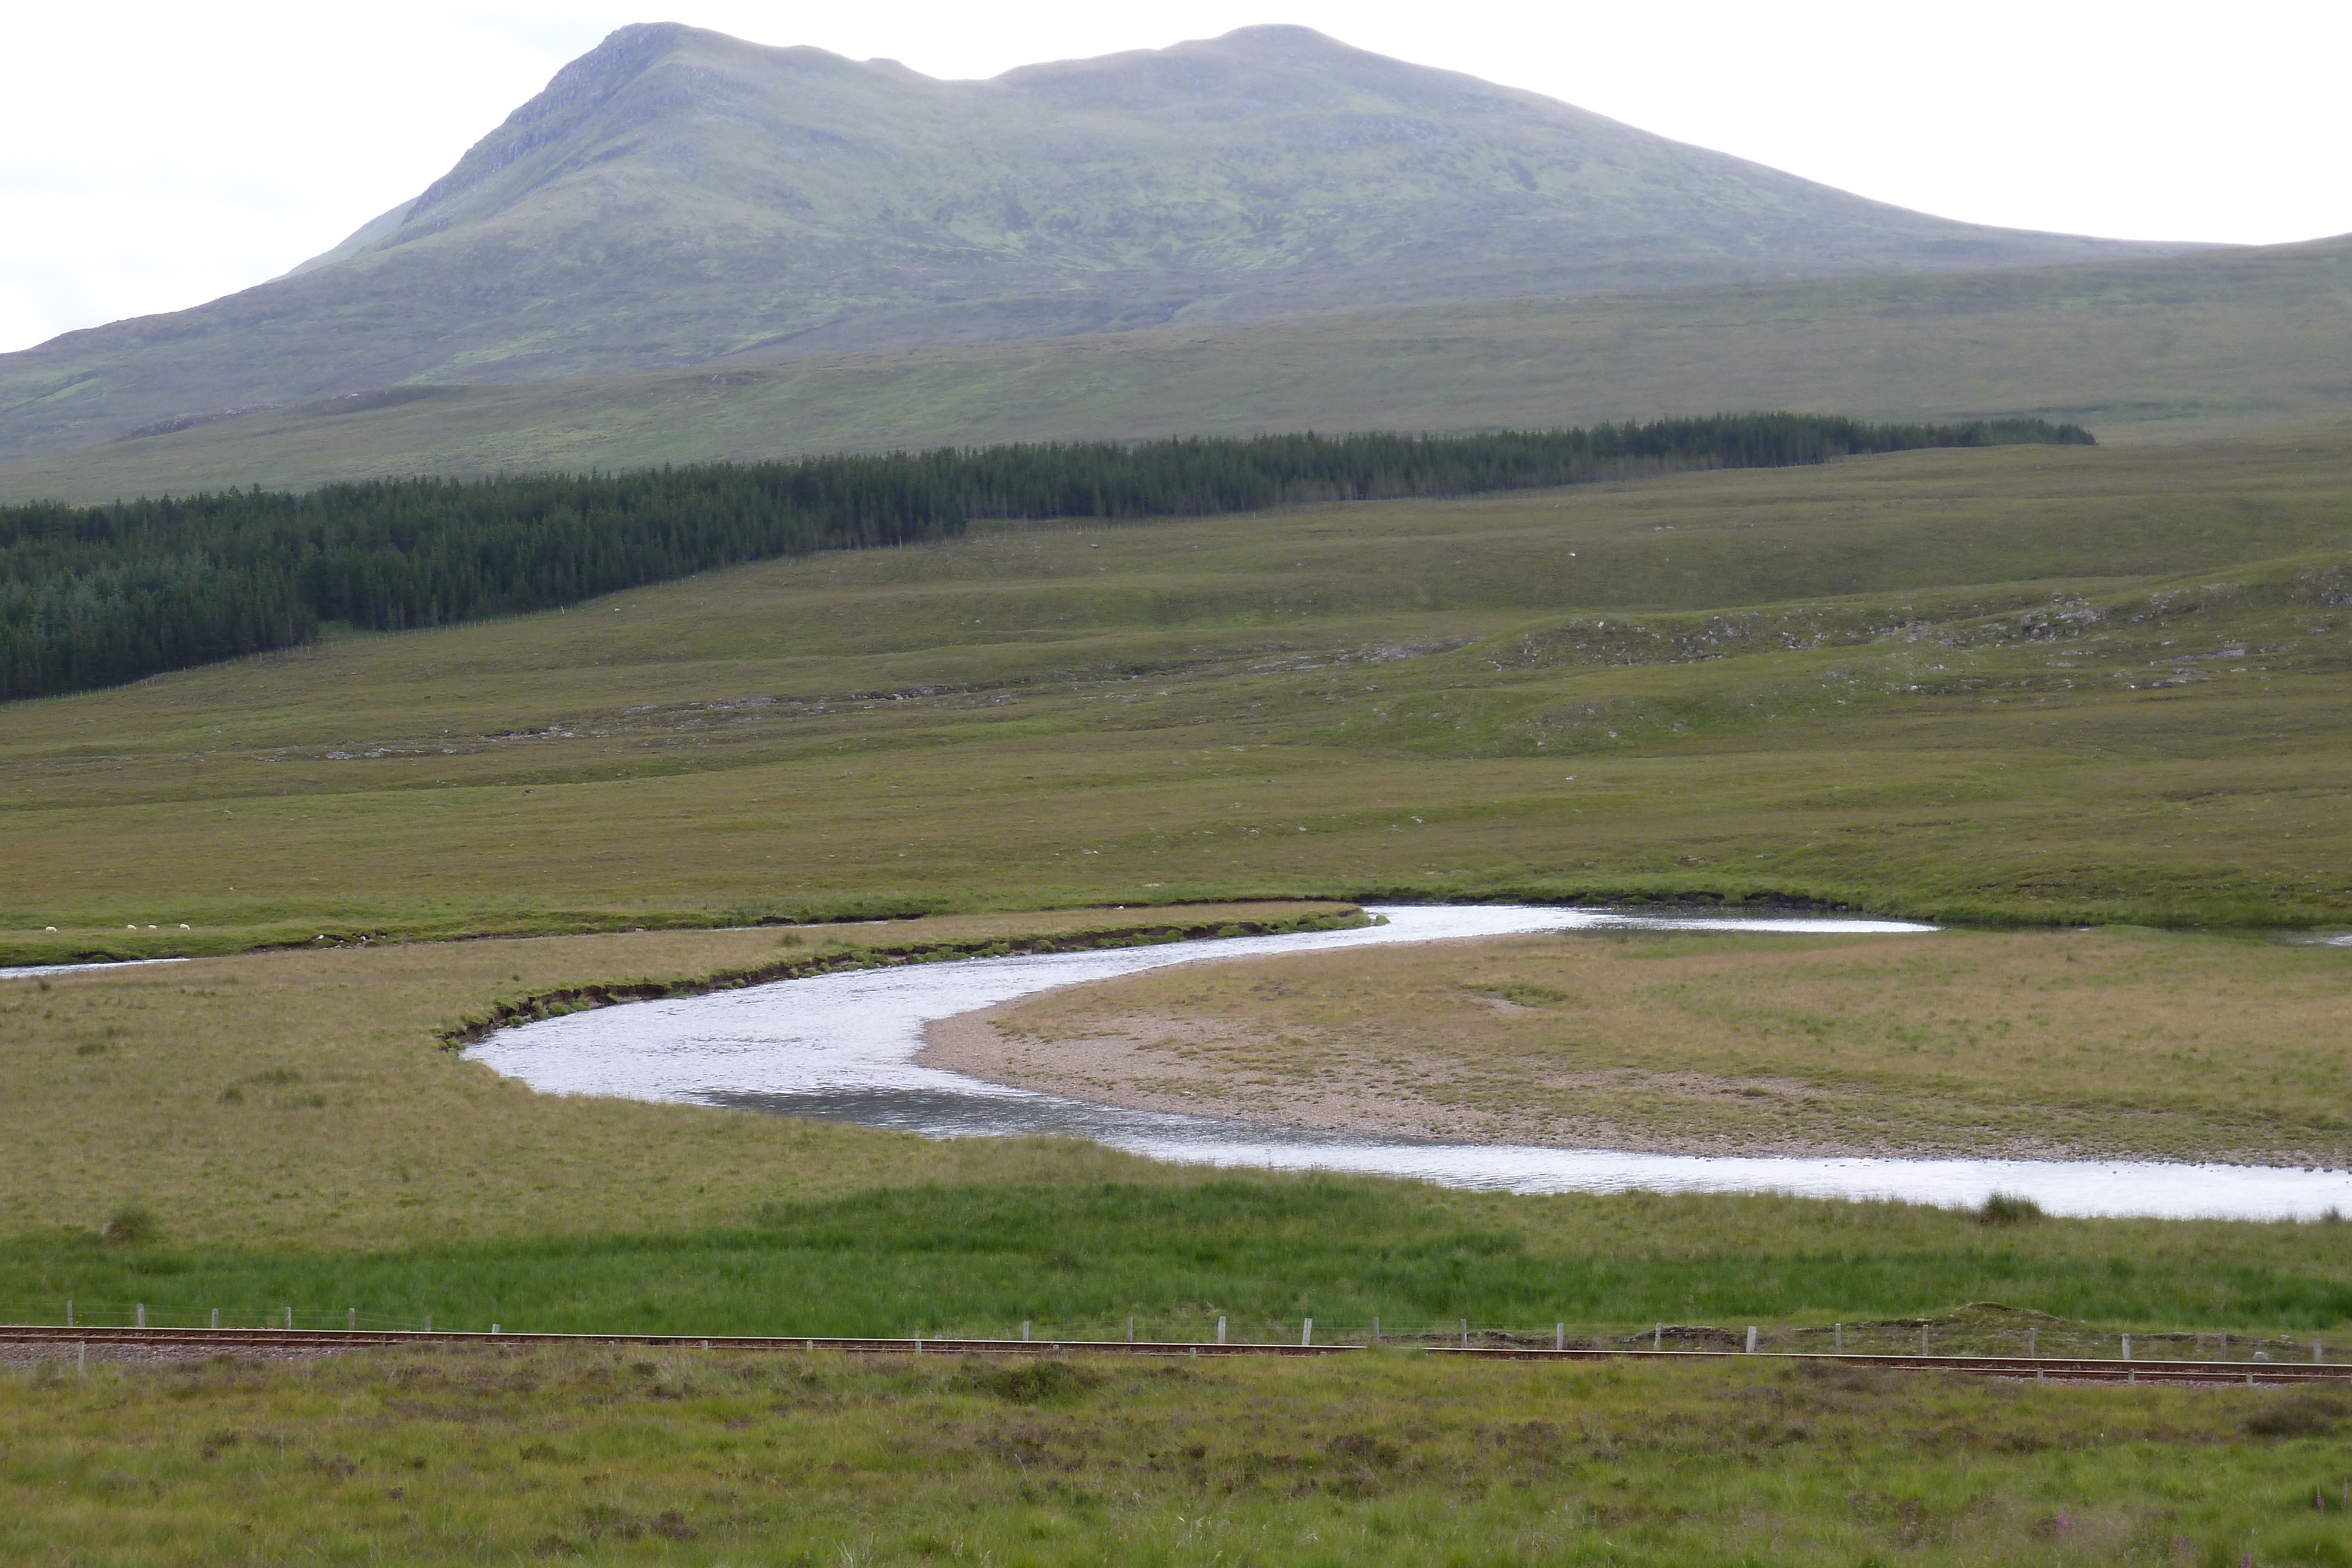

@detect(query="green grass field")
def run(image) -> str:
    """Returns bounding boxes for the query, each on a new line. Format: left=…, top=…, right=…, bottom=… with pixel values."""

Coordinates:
left=15, top=1346, right=2352, bottom=1568
left=12, top=1179, right=2352, bottom=1348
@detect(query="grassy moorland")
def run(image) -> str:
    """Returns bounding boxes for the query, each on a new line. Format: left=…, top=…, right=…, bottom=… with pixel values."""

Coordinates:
left=11, top=1347, right=2352, bottom=1568
left=3, top=427, right=2351, bottom=1559
left=4, top=423, right=2349, bottom=965
left=5, top=236, right=2346, bottom=504
left=974, top=927, right=2352, bottom=1165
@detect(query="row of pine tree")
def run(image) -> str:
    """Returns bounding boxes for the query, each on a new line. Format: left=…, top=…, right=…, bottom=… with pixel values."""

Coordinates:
left=0, top=415, right=2090, bottom=700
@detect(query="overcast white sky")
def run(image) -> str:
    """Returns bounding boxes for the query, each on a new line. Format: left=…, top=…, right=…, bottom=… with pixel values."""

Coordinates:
left=4, top=0, right=2346, bottom=355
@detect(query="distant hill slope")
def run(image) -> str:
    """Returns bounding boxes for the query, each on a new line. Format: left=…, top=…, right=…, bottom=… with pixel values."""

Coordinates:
left=0, top=22, right=2194, bottom=465
left=4, top=233, right=2343, bottom=505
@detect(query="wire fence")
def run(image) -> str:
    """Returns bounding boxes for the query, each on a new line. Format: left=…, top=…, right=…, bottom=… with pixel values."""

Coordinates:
left=2, top=1300, right=449, bottom=1333
left=931, top=1313, right=2334, bottom=1363
left=0, top=1302, right=2334, bottom=1363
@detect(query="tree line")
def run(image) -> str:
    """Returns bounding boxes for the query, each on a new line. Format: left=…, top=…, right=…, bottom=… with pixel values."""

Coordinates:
left=0, top=414, right=2090, bottom=700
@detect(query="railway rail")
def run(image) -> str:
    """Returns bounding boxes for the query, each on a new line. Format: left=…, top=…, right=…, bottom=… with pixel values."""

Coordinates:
left=6, top=1324, right=2350, bottom=1386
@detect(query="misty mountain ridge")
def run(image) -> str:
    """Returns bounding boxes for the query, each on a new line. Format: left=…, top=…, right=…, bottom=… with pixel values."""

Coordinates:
left=1, top=22, right=2197, bottom=463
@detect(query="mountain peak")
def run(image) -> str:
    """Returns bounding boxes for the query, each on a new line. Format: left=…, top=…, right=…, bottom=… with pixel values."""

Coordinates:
left=403, top=21, right=704, bottom=224
left=1197, top=24, right=1350, bottom=51
left=998, top=24, right=1440, bottom=109
left=0, top=24, right=2201, bottom=466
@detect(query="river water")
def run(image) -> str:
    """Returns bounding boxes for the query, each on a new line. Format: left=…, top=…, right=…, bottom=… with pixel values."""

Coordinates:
left=0, top=958, right=188, bottom=981
left=466, top=905, right=2352, bottom=1221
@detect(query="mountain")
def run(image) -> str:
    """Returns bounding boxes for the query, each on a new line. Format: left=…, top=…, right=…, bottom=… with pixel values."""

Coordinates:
left=5, top=233, right=2344, bottom=506
left=0, top=22, right=2198, bottom=466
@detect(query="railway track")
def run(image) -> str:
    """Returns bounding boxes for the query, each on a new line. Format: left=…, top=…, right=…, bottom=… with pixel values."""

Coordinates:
left=0, top=1325, right=1344, bottom=1358
left=6, top=1324, right=2349, bottom=1385
left=1444, top=1345, right=2352, bottom=1387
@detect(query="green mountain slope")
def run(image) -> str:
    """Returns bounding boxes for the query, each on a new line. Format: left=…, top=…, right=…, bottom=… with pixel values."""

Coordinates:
left=0, top=22, right=2192, bottom=466
left=6, top=234, right=2343, bottom=504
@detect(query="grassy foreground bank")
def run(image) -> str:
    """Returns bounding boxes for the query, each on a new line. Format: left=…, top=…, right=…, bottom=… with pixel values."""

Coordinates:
left=9, top=1179, right=2352, bottom=1345
left=8, top=1346, right=2352, bottom=1567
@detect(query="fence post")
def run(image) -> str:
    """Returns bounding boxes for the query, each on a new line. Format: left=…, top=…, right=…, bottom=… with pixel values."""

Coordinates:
left=1127, top=1316, right=1134, bottom=1343
left=285, top=1306, right=292, bottom=1329
left=1372, top=1316, right=1379, bottom=1345
left=1556, top=1322, right=1565, bottom=1352
left=1217, top=1316, right=1227, bottom=1346
left=2122, top=1335, right=2132, bottom=1362
left=1920, top=1326, right=1929, bottom=1356
left=136, top=1303, right=145, bottom=1329
left=1460, top=1318, right=1469, bottom=1349
left=1302, top=1318, right=1314, bottom=1348
left=65, top=1299, right=72, bottom=1329
left=211, top=1308, right=220, bottom=1330
left=491, top=1324, right=500, bottom=1336
left=1653, top=1323, right=1663, bottom=1351
left=1746, top=1326, right=1758, bottom=1355
left=78, top=1342, right=86, bottom=1375
left=1021, top=1320, right=1031, bottom=1343
left=425, top=1315, right=432, bottom=1333
left=2318, top=1341, right=2327, bottom=1365
left=1834, top=1323, right=1843, bottom=1354
left=2029, top=1327, right=2037, bottom=1358
left=348, top=1308, right=356, bottom=1332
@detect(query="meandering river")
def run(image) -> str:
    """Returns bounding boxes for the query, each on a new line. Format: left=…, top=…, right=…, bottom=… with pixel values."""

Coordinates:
left=465, top=905, right=2352, bottom=1221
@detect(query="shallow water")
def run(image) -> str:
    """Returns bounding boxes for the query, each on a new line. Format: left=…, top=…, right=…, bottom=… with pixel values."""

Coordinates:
left=468, top=906, right=2352, bottom=1221
left=0, top=958, right=188, bottom=981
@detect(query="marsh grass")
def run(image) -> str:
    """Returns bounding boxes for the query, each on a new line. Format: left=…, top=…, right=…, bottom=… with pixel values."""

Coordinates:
left=1980, top=1193, right=2048, bottom=1226
left=98, top=1206, right=158, bottom=1248
left=6, top=1342, right=2352, bottom=1566
left=985, top=927, right=2352, bottom=1164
